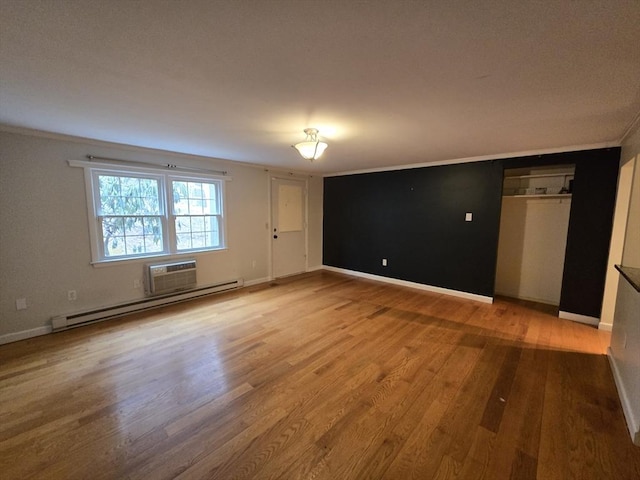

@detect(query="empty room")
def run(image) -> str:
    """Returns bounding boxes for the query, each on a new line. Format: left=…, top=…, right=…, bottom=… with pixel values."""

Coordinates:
left=1, top=1, right=639, bottom=479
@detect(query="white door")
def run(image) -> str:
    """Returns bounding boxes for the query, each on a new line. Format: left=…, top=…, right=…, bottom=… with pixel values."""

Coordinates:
left=271, top=177, right=307, bottom=278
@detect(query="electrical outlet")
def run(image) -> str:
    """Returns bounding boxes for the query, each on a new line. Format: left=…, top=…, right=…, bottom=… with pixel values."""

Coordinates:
left=252, top=260, right=256, bottom=269
left=133, top=279, right=142, bottom=289
left=382, top=258, right=388, bottom=267
left=68, top=290, right=77, bottom=301
left=465, top=212, right=473, bottom=222
left=16, top=298, right=27, bottom=310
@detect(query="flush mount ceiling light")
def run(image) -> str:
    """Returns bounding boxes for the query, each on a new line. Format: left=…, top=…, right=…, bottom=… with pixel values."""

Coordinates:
left=293, top=128, right=328, bottom=161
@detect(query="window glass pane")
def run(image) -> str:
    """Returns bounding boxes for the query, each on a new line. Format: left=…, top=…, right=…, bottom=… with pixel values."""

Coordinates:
left=105, top=235, right=125, bottom=257
left=102, top=217, right=123, bottom=238
left=98, top=174, right=161, bottom=216
left=206, top=216, right=220, bottom=247
left=124, top=235, right=144, bottom=255
left=189, top=198, right=204, bottom=215
left=99, top=175, right=123, bottom=214
left=191, top=232, right=206, bottom=249
left=140, top=178, right=157, bottom=197
left=144, top=235, right=164, bottom=253
left=176, top=233, right=192, bottom=250
left=123, top=217, right=142, bottom=236
left=173, top=181, right=188, bottom=214
left=142, top=195, right=159, bottom=215
left=99, top=175, right=121, bottom=196
left=174, top=215, right=221, bottom=251
left=172, top=180, right=220, bottom=215
left=124, top=195, right=141, bottom=213
left=143, top=217, right=161, bottom=236
left=191, top=216, right=205, bottom=232
left=205, top=184, right=218, bottom=213
left=100, top=215, right=164, bottom=258
left=120, top=176, right=140, bottom=197
left=175, top=217, right=191, bottom=233
left=188, top=182, right=202, bottom=198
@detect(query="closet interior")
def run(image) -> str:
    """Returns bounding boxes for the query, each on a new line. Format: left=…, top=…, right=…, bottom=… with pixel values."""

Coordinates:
left=495, top=165, right=575, bottom=306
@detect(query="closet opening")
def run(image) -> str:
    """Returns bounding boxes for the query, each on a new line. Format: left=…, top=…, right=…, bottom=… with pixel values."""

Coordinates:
left=494, top=164, right=575, bottom=308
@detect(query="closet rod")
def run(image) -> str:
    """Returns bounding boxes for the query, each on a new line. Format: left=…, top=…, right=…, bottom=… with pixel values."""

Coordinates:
left=86, top=155, right=228, bottom=176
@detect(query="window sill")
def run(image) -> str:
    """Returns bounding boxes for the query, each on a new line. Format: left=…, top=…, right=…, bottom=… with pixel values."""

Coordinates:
left=90, top=248, right=228, bottom=267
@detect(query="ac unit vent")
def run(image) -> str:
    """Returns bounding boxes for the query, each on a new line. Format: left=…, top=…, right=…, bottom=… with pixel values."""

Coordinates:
left=146, top=260, right=197, bottom=296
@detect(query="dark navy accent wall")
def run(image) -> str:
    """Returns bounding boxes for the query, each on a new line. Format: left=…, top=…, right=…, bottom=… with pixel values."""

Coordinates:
left=323, top=161, right=504, bottom=297
left=559, top=151, right=620, bottom=317
left=323, top=148, right=620, bottom=318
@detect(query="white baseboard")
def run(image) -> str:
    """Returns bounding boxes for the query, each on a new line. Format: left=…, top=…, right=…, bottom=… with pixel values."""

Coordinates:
left=607, top=347, right=640, bottom=446
left=598, top=322, right=613, bottom=332
left=323, top=265, right=493, bottom=304
left=0, top=326, right=52, bottom=345
left=307, top=265, right=324, bottom=272
left=558, top=311, right=600, bottom=326
left=244, top=277, right=270, bottom=287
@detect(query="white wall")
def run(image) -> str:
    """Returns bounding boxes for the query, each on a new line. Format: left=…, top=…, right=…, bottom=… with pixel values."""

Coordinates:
left=495, top=197, right=571, bottom=305
left=601, top=158, right=636, bottom=329
left=608, top=120, right=640, bottom=446
left=0, top=129, right=323, bottom=341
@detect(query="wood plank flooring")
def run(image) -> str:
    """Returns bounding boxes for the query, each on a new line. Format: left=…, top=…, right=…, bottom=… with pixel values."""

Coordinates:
left=0, top=271, right=638, bottom=479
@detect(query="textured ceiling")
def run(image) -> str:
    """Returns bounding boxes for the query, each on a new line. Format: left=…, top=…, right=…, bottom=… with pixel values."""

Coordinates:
left=1, top=0, right=639, bottom=174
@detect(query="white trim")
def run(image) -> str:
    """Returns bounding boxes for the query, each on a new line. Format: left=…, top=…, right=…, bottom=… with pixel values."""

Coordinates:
left=323, top=142, right=618, bottom=177
left=68, top=158, right=232, bottom=181
left=558, top=310, right=600, bottom=326
left=607, top=348, right=640, bottom=446
left=307, top=264, right=324, bottom=272
left=598, top=322, right=613, bottom=332
left=266, top=174, right=274, bottom=280
left=244, top=277, right=270, bottom=287
left=323, top=265, right=493, bottom=304
left=0, top=326, right=52, bottom=345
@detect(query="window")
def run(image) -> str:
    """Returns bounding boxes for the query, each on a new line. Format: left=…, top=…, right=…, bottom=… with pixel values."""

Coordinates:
left=96, top=173, right=165, bottom=257
left=172, top=179, right=223, bottom=251
left=86, top=166, right=226, bottom=262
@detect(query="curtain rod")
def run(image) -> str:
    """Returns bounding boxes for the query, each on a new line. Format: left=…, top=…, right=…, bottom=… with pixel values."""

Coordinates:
left=86, top=155, right=228, bottom=176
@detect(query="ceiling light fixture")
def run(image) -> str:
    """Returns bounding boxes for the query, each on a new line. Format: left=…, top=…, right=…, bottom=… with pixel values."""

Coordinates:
left=293, top=128, right=328, bottom=161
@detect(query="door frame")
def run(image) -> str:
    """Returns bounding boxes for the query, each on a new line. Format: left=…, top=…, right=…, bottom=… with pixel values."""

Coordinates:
left=268, top=174, right=309, bottom=280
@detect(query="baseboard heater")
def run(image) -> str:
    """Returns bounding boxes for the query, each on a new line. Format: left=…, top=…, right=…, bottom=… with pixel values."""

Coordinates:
left=51, top=279, right=244, bottom=332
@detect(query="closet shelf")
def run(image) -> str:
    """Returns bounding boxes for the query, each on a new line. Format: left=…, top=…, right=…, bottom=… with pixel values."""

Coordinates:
left=507, top=173, right=574, bottom=180
left=503, top=194, right=572, bottom=199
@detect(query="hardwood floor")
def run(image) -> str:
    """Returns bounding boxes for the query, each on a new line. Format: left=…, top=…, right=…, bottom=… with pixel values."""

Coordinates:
left=0, top=271, right=638, bottom=479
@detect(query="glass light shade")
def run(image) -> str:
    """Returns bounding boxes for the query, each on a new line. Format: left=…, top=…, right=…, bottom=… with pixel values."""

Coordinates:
left=294, top=140, right=328, bottom=160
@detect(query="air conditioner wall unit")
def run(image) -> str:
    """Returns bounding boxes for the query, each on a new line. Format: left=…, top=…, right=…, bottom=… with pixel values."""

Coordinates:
left=146, top=259, right=197, bottom=296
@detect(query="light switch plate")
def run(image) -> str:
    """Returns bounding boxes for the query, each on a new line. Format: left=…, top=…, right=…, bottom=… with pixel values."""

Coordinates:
left=16, top=298, right=27, bottom=310
left=465, top=212, right=473, bottom=222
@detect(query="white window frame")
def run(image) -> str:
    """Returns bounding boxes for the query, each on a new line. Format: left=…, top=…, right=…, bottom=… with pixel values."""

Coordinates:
left=168, top=174, right=225, bottom=254
left=92, top=169, right=169, bottom=260
left=71, top=160, right=228, bottom=264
